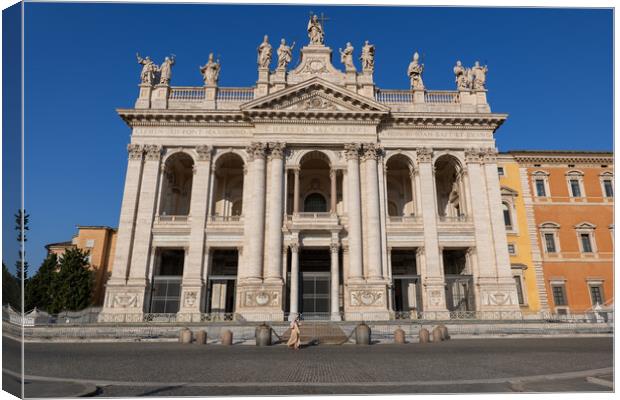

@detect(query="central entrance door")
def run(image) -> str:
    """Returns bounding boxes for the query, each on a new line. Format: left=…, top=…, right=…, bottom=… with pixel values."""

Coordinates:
left=299, top=248, right=331, bottom=320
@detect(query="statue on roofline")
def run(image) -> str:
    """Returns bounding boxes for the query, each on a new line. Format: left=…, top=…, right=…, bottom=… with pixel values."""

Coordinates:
left=307, top=14, right=324, bottom=45
left=277, top=38, right=295, bottom=70
left=200, top=53, right=221, bottom=86
left=257, top=35, right=272, bottom=69
left=407, top=51, right=424, bottom=90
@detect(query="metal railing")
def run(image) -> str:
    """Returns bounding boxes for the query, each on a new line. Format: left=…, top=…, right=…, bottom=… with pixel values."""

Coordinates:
left=216, top=87, right=254, bottom=102
left=169, top=87, right=205, bottom=101
left=424, top=90, right=460, bottom=104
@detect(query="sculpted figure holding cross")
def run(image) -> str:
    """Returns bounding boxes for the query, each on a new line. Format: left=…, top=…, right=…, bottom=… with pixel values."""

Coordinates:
left=307, top=14, right=324, bottom=45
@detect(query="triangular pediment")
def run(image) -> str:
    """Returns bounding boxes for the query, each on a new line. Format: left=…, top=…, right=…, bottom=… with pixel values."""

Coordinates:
left=241, top=77, right=390, bottom=114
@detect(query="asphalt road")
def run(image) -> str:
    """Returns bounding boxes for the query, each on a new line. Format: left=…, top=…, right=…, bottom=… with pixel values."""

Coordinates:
left=2, top=336, right=613, bottom=396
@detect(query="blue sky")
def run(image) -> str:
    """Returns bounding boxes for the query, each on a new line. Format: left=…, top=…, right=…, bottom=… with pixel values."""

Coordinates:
left=4, top=3, right=613, bottom=273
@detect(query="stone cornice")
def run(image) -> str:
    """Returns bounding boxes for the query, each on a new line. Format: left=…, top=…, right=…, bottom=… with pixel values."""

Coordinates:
left=509, top=152, right=613, bottom=165
left=381, top=112, right=507, bottom=131
left=117, top=109, right=251, bottom=127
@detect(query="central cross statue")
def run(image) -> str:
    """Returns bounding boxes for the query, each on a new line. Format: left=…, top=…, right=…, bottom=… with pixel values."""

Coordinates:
left=307, top=12, right=330, bottom=45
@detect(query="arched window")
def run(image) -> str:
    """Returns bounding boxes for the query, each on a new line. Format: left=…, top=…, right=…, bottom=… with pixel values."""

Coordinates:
left=304, top=193, right=327, bottom=212
left=502, top=202, right=512, bottom=229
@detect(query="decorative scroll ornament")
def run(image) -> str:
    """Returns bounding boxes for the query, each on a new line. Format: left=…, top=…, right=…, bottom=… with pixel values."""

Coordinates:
left=344, top=143, right=361, bottom=161
left=416, top=147, right=433, bottom=163
left=289, top=241, right=300, bottom=252
left=350, top=290, right=384, bottom=306
left=144, top=144, right=162, bottom=161
left=112, top=293, right=139, bottom=308
left=268, top=142, right=286, bottom=160
left=127, top=144, right=143, bottom=160
left=196, top=145, right=213, bottom=161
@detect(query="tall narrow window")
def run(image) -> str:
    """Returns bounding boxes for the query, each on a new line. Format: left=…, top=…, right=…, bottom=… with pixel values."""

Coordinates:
left=552, top=285, right=567, bottom=306
left=513, top=276, right=524, bottom=305
left=535, top=179, right=546, bottom=197
left=603, top=180, right=613, bottom=198
left=580, top=233, right=593, bottom=253
left=570, top=179, right=582, bottom=197
left=544, top=233, right=556, bottom=253
left=502, top=203, right=512, bottom=229
left=589, top=285, right=604, bottom=305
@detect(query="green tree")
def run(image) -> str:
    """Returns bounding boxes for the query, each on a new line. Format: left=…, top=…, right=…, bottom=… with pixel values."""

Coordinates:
left=49, top=248, right=93, bottom=313
left=25, top=254, right=58, bottom=311
left=2, top=263, right=20, bottom=309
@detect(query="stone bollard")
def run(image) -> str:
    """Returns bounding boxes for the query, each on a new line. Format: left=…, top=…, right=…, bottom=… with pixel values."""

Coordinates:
left=438, top=324, right=450, bottom=340
left=432, top=326, right=443, bottom=343
left=179, top=328, right=192, bottom=344
left=418, top=328, right=430, bottom=343
left=355, top=322, right=371, bottom=345
left=194, top=330, right=207, bottom=345
left=255, top=323, right=272, bottom=346
left=394, top=328, right=406, bottom=344
left=220, top=329, right=233, bottom=345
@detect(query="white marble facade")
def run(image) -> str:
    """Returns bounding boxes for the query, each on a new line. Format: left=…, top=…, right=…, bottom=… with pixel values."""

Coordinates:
left=99, top=20, right=520, bottom=322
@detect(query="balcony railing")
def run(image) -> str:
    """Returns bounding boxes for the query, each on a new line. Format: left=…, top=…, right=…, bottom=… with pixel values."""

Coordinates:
left=438, top=215, right=470, bottom=223
left=216, top=87, right=255, bottom=102
left=375, top=89, right=413, bottom=103
left=208, top=215, right=243, bottom=222
left=424, top=90, right=460, bottom=104
left=155, top=215, right=190, bottom=223
left=169, top=87, right=205, bottom=101
left=388, top=215, right=421, bottom=223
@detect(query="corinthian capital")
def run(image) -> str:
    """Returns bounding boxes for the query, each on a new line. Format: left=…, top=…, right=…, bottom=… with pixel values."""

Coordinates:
left=481, top=147, right=498, bottom=163
left=416, top=147, right=433, bottom=163
left=196, top=145, right=213, bottom=161
left=344, top=143, right=361, bottom=161
left=464, top=148, right=482, bottom=164
left=361, top=143, right=380, bottom=162
left=268, top=142, right=286, bottom=160
left=144, top=145, right=162, bottom=161
left=330, top=242, right=340, bottom=253
left=246, top=142, right=267, bottom=162
left=127, top=144, right=143, bottom=160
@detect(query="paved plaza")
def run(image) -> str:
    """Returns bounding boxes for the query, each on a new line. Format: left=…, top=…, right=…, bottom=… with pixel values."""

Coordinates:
left=2, top=335, right=614, bottom=396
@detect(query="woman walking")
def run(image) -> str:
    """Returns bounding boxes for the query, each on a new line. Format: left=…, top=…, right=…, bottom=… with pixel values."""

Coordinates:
left=287, top=316, right=301, bottom=350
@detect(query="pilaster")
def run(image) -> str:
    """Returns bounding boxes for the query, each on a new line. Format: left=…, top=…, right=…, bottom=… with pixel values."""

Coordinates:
left=177, top=145, right=213, bottom=321
left=416, top=148, right=449, bottom=317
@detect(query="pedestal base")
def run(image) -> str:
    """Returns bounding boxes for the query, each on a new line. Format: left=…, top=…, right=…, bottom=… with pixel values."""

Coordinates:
left=235, top=282, right=284, bottom=322
left=344, top=282, right=390, bottom=321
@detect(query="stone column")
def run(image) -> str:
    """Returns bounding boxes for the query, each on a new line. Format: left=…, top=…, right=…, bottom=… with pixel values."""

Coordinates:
left=362, top=143, right=383, bottom=281
left=293, top=167, right=300, bottom=214
left=344, top=144, right=363, bottom=282
left=288, top=242, right=300, bottom=320
left=264, top=142, right=285, bottom=283
left=99, top=144, right=145, bottom=322
left=240, top=142, right=267, bottom=282
left=416, top=148, right=448, bottom=317
left=178, top=146, right=213, bottom=321
left=330, top=169, right=337, bottom=214
left=330, top=242, right=341, bottom=321
left=387, top=246, right=393, bottom=312
left=409, top=167, right=417, bottom=215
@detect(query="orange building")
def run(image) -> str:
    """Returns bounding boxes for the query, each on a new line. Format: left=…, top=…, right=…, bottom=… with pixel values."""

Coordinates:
left=510, top=151, right=613, bottom=314
left=45, top=226, right=117, bottom=306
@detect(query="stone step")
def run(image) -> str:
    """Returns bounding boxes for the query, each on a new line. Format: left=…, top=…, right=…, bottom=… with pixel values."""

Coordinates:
left=280, top=322, right=349, bottom=345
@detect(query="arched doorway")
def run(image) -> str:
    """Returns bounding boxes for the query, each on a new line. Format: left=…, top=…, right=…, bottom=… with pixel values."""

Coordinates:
left=211, top=153, right=245, bottom=219
left=159, top=153, right=194, bottom=216
left=434, top=155, right=466, bottom=218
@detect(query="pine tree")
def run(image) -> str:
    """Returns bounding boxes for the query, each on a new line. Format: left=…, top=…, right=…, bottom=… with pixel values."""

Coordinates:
left=25, top=254, right=58, bottom=312
left=49, top=248, right=93, bottom=313
left=15, top=209, right=29, bottom=281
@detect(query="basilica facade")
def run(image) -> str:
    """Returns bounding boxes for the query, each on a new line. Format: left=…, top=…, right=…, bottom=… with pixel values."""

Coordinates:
left=99, top=18, right=521, bottom=322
